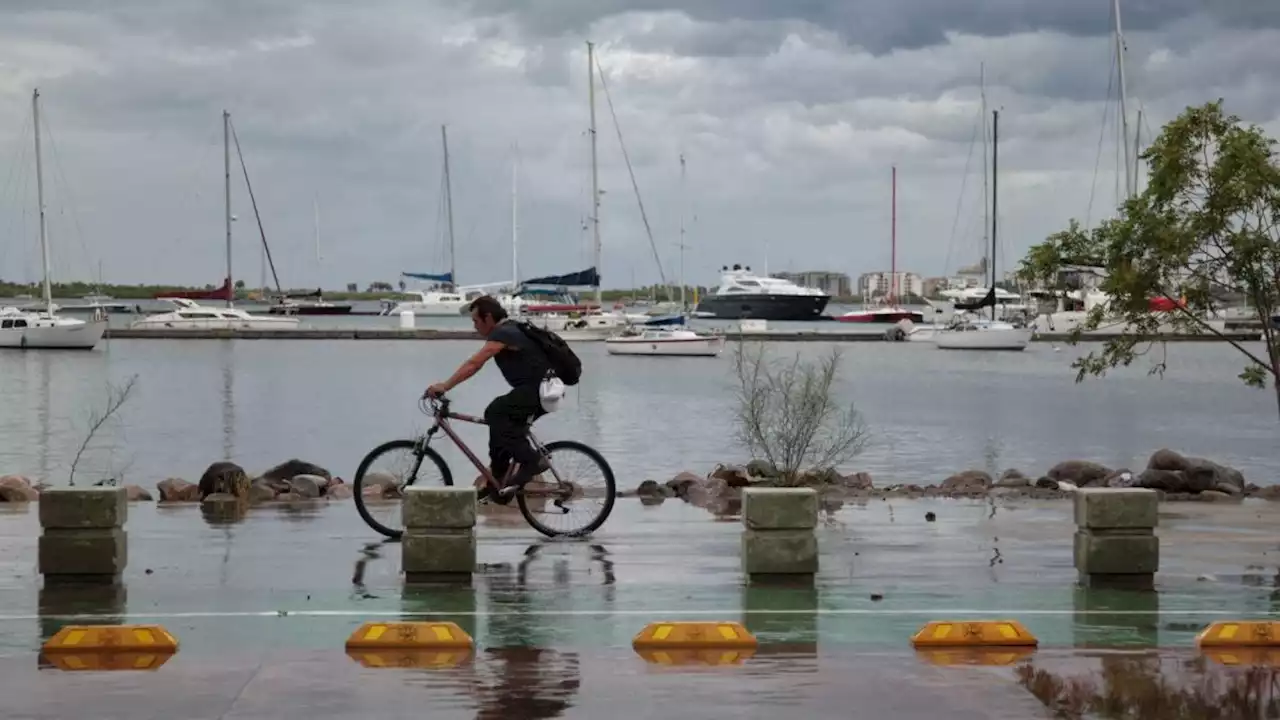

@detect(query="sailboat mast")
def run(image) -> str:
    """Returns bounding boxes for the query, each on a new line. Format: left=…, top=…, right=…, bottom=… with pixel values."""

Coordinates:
left=587, top=41, right=603, bottom=307
left=224, top=110, right=233, bottom=308
left=980, top=63, right=989, bottom=269
left=890, top=165, right=897, bottom=304
left=511, top=142, right=519, bottom=304
left=678, top=152, right=687, bottom=309
left=441, top=124, right=457, bottom=288
left=32, top=89, right=53, bottom=314
left=314, top=194, right=321, bottom=263
left=991, top=110, right=999, bottom=322
left=1113, top=0, right=1133, bottom=198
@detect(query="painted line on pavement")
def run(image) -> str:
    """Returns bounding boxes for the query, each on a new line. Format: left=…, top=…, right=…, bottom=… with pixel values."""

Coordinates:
left=0, top=608, right=1268, bottom=621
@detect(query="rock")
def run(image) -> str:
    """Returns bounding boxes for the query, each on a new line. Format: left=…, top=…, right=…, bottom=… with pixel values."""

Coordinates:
left=635, top=480, right=665, bottom=498
left=665, top=472, right=702, bottom=499
left=1147, top=448, right=1190, bottom=472
left=709, top=464, right=752, bottom=488
left=995, top=469, right=1031, bottom=488
left=1101, top=469, right=1138, bottom=488
left=1034, top=476, right=1058, bottom=489
left=1144, top=449, right=1246, bottom=496
left=1047, top=460, right=1112, bottom=487
left=840, top=471, right=874, bottom=491
left=798, top=467, right=842, bottom=487
left=198, top=462, right=250, bottom=500
left=1254, top=485, right=1280, bottom=501
left=248, top=481, right=277, bottom=504
left=745, top=459, right=781, bottom=479
left=260, top=459, right=332, bottom=484
left=287, top=475, right=324, bottom=499
left=326, top=483, right=353, bottom=500
left=686, top=475, right=740, bottom=514
left=361, top=472, right=399, bottom=493
left=1196, top=490, right=1238, bottom=503
left=1136, top=468, right=1189, bottom=493
left=941, top=470, right=993, bottom=491
left=156, top=478, right=200, bottom=502
left=122, top=484, right=152, bottom=502
left=0, top=475, right=38, bottom=502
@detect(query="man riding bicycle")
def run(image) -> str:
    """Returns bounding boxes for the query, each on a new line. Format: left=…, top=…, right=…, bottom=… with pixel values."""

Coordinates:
left=425, top=295, right=554, bottom=503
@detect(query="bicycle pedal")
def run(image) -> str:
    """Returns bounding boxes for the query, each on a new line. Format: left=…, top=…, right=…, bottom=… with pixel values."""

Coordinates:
left=553, top=499, right=570, bottom=514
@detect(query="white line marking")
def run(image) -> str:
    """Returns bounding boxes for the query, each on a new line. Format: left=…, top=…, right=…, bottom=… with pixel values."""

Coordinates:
left=0, top=608, right=1265, bottom=622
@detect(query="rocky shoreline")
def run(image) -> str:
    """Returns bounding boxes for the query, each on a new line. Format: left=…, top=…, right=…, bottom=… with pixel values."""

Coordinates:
left=0, top=448, right=1271, bottom=511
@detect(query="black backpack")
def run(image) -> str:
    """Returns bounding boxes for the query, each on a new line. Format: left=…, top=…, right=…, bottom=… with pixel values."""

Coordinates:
left=516, top=321, right=582, bottom=386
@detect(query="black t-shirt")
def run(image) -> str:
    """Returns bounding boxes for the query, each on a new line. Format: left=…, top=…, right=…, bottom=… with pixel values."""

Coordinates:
left=487, top=320, right=551, bottom=388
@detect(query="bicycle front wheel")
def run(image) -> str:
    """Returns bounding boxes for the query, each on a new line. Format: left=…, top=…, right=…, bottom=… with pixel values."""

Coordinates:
left=518, top=440, right=616, bottom=538
left=353, top=439, right=453, bottom=539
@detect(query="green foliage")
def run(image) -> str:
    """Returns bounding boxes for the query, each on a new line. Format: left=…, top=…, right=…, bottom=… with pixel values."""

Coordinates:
left=1018, top=101, right=1280, bottom=416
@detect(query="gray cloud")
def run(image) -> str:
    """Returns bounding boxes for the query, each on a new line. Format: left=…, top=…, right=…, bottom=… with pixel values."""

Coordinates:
left=0, top=1, right=1278, bottom=291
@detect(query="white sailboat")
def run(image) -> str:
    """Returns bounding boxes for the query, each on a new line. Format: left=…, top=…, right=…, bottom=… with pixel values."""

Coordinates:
left=605, top=327, right=724, bottom=356
left=935, top=109, right=1032, bottom=351
left=130, top=110, right=298, bottom=331
left=0, top=89, right=108, bottom=350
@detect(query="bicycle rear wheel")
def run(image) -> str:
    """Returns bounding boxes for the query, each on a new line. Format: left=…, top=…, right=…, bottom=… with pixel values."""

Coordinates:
left=517, top=440, right=616, bottom=538
left=353, top=439, right=453, bottom=539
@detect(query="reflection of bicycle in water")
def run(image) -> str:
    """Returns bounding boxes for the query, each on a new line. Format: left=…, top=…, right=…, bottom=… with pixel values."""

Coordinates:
left=353, top=395, right=617, bottom=540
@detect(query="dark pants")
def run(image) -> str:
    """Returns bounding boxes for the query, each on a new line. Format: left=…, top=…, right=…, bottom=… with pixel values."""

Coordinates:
left=484, top=384, right=545, bottom=481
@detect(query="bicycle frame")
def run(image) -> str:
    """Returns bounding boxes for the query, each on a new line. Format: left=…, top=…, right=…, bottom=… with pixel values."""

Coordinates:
left=420, top=398, right=563, bottom=494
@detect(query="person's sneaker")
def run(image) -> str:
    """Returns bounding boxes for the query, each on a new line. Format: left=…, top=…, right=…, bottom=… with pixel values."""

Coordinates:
left=497, top=458, right=551, bottom=499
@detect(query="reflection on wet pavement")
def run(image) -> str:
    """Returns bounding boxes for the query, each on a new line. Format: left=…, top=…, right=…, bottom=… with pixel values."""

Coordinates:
left=4, top=498, right=1280, bottom=716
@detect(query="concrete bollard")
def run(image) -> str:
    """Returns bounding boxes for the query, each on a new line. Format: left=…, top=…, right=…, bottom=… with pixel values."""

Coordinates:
left=1074, top=488, right=1159, bottom=590
left=402, top=487, right=476, bottom=582
left=741, top=488, right=818, bottom=581
left=38, top=487, right=128, bottom=585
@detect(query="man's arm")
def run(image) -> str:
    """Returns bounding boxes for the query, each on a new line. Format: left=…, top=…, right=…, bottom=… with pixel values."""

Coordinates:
left=435, top=341, right=505, bottom=393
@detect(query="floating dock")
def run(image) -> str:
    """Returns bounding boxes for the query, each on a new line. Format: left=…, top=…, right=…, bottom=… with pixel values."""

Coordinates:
left=100, top=328, right=1265, bottom=343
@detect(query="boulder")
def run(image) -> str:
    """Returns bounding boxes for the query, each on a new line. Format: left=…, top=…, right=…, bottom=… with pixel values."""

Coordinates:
left=745, top=459, right=782, bottom=479
left=260, top=459, right=332, bottom=484
left=1101, top=469, right=1138, bottom=488
left=0, top=475, right=38, bottom=502
left=247, top=481, right=277, bottom=504
left=941, top=470, right=993, bottom=491
left=634, top=480, right=666, bottom=498
left=122, top=484, right=153, bottom=502
left=995, top=469, right=1031, bottom=488
left=1046, top=460, right=1112, bottom=487
left=664, top=472, right=702, bottom=499
left=360, top=471, right=399, bottom=493
left=1140, top=449, right=1246, bottom=496
left=840, top=471, right=874, bottom=491
left=198, top=462, right=250, bottom=500
left=798, top=467, right=842, bottom=487
left=326, top=483, right=353, bottom=500
left=156, top=478, right=200, bottom=502
left=1136, top=468, right=1192, bottom=493
left=686, top=475, right=739, bottom=514
left=709, top=464, right=752, bottom=488
left=287, top=474, right=324, bottom=500
left=1034, top=476, right=1058, bottom=490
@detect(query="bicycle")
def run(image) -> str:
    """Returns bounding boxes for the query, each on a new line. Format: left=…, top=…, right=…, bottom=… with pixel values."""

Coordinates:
left=352, top=394, right=616, bottom=540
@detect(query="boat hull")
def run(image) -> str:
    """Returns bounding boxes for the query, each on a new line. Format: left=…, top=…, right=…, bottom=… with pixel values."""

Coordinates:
left=268, top=304, right=353, bottom=316
left=837, top=310, right=924, bottom=324
left=605, top=336, right=725, bottom=357
left=0, top=318, right=107, bottom=349
left=388, top=302, right=469, bottom=317
left=934, top=326, right=1032, bottom=351
left=694, top=294, right=829, bottom=320
left=130, top=318, right=300, bottom=331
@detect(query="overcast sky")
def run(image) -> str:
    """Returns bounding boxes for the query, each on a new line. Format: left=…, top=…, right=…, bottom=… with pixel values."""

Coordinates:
left=1, top=1, right=1278, bottom=291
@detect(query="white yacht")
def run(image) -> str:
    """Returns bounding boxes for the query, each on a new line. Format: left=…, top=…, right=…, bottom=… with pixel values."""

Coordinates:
left=693, top=265, right=830, bottom=320
left=934, top=315, right=1033, bottom=351
left=605, top=327, right=724, bottom=357
left=382, top=288, right=469, bottom=317
left=130, top=298, right=301, bottom=330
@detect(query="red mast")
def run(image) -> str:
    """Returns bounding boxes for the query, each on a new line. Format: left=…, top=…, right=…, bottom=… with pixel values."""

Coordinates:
left=890, top=165, right=897, bottom=304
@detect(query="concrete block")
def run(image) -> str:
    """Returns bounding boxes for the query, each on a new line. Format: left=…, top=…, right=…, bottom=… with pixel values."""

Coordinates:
left=1074, top=530, right=1158, bottom=575
left=402, top=530, right=476, bottom=575
left=402, top=487, right=476, bottom=530
left=38, top=528, right=127, bottom=577
left=742, top=488, right=818, bottom=530
left=742, top=529, right=818, bottom=575
left=39, top=487, right=127, bottom=529
left=1074, top=488, right=1158, bottom=530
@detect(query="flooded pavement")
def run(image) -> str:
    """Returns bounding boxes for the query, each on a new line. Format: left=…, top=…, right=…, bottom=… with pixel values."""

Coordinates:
left=3, top=497, right=1280, bottom=718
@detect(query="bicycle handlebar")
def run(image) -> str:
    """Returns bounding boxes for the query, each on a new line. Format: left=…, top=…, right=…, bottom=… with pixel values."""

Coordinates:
left=419, top=393, right=450, bottom=416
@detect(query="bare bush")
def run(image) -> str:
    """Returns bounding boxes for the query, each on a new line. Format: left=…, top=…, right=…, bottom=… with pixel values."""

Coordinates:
left=69, top=375, right=138, bottom=487
left=731, top=342, right=868, bottom=482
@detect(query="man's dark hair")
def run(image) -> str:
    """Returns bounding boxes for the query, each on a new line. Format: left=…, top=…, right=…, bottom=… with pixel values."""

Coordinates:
left=469, top=295, right=509, bottom=322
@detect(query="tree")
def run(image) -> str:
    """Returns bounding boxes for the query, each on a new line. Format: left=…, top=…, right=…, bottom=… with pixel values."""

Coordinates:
left=731, top=342, right=868, bottom=482
left=234, top=279, right=246, bottom=289
left=69, top=375, right=138, bottom=486
left=1019, top=101, right=1280, bottom=418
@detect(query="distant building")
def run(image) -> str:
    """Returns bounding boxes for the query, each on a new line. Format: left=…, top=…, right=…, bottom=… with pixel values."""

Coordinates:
left=771, top=271, right=851, bottom=297
left=856, top=271, right=923, bottom=299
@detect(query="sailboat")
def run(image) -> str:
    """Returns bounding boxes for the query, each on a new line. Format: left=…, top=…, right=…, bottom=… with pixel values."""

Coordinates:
left=130, top=111, right=298, bottom=331
left=838, top=166, right=925, bottom=324
left=935, top=109, right=1033, bottom=351
left=0, top=89, right=108, bottom=350
left=385, top=125, right=470, bottom=317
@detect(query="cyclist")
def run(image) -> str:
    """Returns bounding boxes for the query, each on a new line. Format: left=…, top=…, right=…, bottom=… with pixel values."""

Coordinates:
left=425, top=295, right=552, bottom=503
